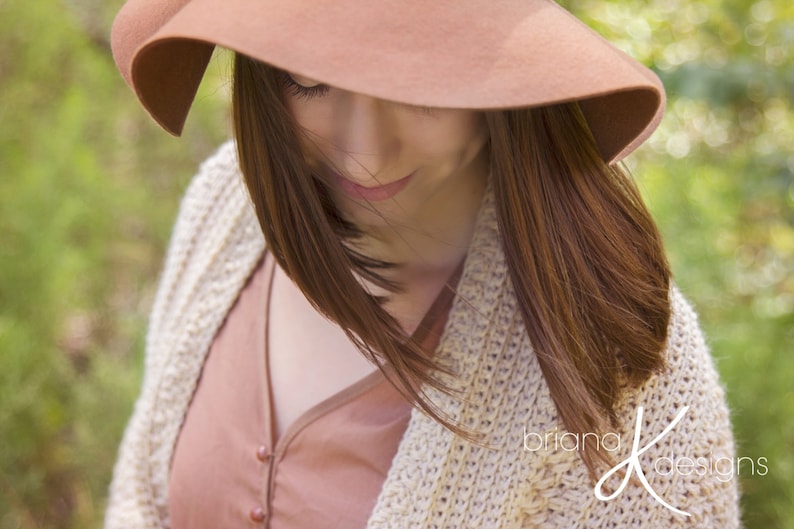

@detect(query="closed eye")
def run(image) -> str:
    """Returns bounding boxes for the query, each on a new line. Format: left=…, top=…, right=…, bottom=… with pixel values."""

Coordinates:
left=278, top=71, right=330, bottom=100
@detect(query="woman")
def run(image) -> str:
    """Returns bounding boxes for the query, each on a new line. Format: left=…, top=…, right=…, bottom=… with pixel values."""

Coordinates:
left=106, top=0, right=740, bottom=527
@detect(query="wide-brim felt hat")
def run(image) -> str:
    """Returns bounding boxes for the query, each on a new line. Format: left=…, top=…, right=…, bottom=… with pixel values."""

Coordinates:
left=111, top=0, right=665, bottom=163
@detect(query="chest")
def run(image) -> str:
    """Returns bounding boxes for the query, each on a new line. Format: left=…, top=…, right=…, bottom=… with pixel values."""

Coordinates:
left=267, top=266, right=378, bottom=439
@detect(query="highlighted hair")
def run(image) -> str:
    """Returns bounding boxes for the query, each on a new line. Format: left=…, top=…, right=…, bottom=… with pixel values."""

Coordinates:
left=232, top=53, right=670, bottom=478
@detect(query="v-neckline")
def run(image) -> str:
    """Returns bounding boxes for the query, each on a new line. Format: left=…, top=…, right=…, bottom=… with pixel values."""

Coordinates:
left=259, top=252, right=462, bottom=455
left=260, top=253, right=386, bottom=456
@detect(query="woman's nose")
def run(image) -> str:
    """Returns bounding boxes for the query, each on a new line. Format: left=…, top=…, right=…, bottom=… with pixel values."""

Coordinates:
left=335, top=93, right=396, bottom=184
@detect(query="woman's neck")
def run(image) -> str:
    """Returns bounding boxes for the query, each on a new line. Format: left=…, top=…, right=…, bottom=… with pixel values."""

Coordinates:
left=352, top=148, right=489, bottom=332
left=360, top=149, right=487, bottom=270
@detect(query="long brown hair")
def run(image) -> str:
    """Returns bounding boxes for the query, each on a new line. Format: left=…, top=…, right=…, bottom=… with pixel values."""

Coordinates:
left=232, top=53, right=670, bottom=477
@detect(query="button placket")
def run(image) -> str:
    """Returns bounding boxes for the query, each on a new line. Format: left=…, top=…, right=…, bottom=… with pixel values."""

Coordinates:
left=251, top=443, right=272, bottom=524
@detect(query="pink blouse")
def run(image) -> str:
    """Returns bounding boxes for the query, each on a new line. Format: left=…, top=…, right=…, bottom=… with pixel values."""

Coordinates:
left=168, top=253, right=454, bottom=528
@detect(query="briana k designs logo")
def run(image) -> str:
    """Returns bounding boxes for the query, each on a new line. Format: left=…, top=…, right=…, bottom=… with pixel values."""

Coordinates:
left=594, top=406, right=691, bottom=517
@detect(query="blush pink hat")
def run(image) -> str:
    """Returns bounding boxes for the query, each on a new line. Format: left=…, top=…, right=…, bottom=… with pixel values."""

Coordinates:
left=111, top=0, right=665, bottom=162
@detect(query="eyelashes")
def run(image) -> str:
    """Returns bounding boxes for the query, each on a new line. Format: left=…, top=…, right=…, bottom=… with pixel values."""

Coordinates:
left=278, top=71, right=330, bottom=100
left=276, top=70, right=435, bottom=116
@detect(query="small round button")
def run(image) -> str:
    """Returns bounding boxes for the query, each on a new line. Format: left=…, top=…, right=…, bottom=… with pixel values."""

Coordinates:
left=249, top=506, right=266, bottom=523
left=255, top=445, right=270, bottom=462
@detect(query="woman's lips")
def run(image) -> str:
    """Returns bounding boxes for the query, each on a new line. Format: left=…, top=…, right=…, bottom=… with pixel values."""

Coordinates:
left=333, top=171, right=415, bottom=202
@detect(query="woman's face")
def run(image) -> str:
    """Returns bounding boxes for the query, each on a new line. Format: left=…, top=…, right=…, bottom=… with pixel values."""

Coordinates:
left=281, top=72, right=490, bottom=232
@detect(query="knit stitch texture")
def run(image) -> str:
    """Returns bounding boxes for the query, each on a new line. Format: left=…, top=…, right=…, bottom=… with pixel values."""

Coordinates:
left=105, top=141, right=740, bottom=528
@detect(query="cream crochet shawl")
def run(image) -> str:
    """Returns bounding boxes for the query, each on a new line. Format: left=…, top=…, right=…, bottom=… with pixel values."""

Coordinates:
left=105, top=142, right=740, bottom=528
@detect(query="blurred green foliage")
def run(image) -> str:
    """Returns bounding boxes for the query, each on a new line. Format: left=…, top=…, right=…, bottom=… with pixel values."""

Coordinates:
left=0, top=0, right=227, bottom=526
left=0, top=0, right=791, bottom=527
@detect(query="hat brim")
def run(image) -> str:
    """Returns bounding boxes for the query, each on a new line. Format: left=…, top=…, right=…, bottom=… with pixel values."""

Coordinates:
left=111, top=0, right=664, bottom=162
